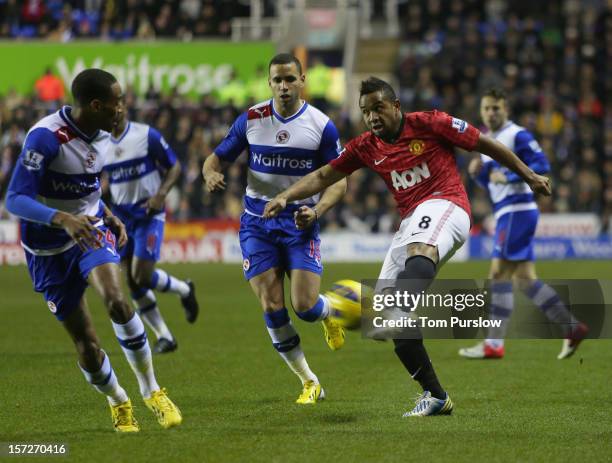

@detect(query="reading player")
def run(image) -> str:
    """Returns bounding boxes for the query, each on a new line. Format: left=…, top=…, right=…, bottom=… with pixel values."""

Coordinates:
left=458, top=88, right=587, bottom=360
left=104, top=108, right=199, bottom=354
left=5, top=69, right=181, bottom=432
left=202, top=54, right=347, bottom=404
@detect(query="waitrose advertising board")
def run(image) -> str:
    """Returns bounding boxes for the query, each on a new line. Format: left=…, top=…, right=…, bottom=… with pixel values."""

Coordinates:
left=0, top=41, right=275, bottom=97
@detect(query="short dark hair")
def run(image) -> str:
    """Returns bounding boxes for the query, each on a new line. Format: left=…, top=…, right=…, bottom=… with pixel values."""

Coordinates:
left=360, top=77, right=397, bottom=102
left=71, top=68, right=117, bottom=106
left=268, top=53, right=303, bottom=75
left=482, top=88, right=507, bottom=101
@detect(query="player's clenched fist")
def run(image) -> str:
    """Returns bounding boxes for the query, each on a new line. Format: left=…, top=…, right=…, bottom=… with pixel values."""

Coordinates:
left=263, top=197, right=287, bottom=218
left=203, top=170, right=226, bottom=192
left=294, top=206, right=316, bottom=230
left=527, top=174, right=552, bottom=196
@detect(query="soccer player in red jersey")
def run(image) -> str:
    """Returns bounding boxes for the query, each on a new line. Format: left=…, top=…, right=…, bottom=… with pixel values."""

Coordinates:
left=263, top=77, right=551, bottom=417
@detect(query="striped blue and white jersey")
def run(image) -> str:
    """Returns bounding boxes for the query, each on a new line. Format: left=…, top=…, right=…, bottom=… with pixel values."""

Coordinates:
left=214, top=99, right=342, bottom=217
left=103, top=121, right=177, bottom=221
left=477, top=121, right=550, bottom=219
left=6, top=106, right=108, bottom=255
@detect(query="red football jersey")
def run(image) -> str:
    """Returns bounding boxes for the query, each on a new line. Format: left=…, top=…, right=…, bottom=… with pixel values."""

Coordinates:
left=330, top=110, right=480, bottom=218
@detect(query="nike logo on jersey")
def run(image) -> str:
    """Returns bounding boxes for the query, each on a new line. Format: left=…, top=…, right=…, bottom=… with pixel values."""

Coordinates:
left=374, top=156, right=388, bottom=165
left=410, top=231, right=426, bottom=236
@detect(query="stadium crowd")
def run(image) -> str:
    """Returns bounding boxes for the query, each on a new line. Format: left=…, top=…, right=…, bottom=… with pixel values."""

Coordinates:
left=0, top=0, right=278, bottom=40
left=0, top=0, right=609, bottom=233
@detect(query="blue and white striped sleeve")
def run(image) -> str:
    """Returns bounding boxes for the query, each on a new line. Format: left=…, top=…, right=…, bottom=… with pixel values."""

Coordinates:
left=148, top=127, right=177, bottom=169
left=214, top=112, right=248, bottom=162
left=319, top=119, right=342, bottom=164
left=505, top=130, right=550, bottom=183
left=6, top=128, right=60, bottom=225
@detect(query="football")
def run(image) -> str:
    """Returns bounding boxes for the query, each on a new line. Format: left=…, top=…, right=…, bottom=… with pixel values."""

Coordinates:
left=325, top=279, right=363, bottom=330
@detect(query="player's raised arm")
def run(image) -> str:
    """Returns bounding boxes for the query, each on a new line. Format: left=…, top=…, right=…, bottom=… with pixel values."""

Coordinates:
left=474, top=134, right=552, bottom=196
left=263, top=164, right=347, bottom=218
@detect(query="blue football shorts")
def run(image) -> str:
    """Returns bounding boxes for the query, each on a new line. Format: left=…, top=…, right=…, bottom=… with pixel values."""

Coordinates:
left=492, top=209, right=539, bottom=261
left=118, top=217, right=165, bottom=262
left=238, top=212, right=322, bottom=280
left=25, top=226, right=121, bottom=321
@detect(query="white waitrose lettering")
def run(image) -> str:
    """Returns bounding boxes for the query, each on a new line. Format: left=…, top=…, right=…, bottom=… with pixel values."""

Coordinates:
left=251, top=152, right=313, bottom=170
left=51, top=179, right=98, bottom=194
left=110, top=162, right=148, bottom=181
left=390, top=162, right=431, bottom=190
left=56, top=55, right=233, bottom=95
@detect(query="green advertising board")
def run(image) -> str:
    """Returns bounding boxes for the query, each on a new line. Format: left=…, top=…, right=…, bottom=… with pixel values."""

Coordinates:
left=0, top=41, right=275, bottom=97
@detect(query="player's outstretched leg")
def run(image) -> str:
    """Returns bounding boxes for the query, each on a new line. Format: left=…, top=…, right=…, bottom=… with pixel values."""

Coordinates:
left=394, top=255, right=453, bottom=417
left=149, top=268, right=199, bottom=323
left=90, top=263, right=182, bottom=429
left=264, top=308, right=325, bottom=404
left=290, top=270, right=344, bottom=351
left=294, top=294, right=345, bottom=351
left=63, top=301, right=138, bottom=432
left=521, top=280, right=588, bottom=359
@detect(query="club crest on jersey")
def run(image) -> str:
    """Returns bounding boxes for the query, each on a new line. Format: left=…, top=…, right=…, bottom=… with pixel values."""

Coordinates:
left=451, top=118, right=468, bottom=133
left=85, top=151, right=96, bottom=169
left=243, top=258, right=250, bottom=271
left=276, top=130, right=290, bottom=144
left=22, top=150, right=44, bottom=171
left=408, top=139, right=425, bottom=155
left=47, top=301, right=57, bottom=313
left=115, top=146, right=123, bottom=157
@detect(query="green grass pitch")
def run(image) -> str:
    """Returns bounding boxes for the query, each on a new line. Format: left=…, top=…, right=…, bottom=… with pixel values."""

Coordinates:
left=2, top=261, right=611, bottom=462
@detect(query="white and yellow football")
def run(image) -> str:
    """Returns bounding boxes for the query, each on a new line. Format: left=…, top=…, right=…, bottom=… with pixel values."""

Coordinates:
left=325, top=279, right=363, bottom=330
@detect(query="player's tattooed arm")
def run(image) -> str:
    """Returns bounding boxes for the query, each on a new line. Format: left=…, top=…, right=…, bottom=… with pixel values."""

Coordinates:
left=146, top=161, right=181, bottom=215
left=264, top=165, right=348, bottom=218
left=475, top=134, right=551, bottom=195
left=101, top=204, right=128, bottom=248
left=202, top=153, right=227, bottom=192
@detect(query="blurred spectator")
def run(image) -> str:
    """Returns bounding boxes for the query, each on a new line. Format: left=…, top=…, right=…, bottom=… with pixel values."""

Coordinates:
left=34, top=67, right=65, bottom=103
left=397, top=0, right=608, bottom=231
left=216, top=70, right=249, bottom=108
left=246, top=65, right=271, bottom=104
left=306, top=58, right=332, bottom=113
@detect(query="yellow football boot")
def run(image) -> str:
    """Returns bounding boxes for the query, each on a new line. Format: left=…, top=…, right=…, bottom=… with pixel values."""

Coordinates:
left=143, top=388, right=182, bottom=429
left=110, top=399, right=140, bottom=433
left=322, top=317, right=345, bottom=351
left=296, top=381, right=325, bottom=404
